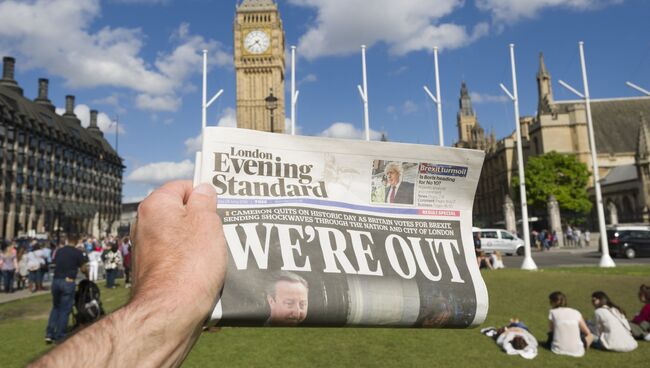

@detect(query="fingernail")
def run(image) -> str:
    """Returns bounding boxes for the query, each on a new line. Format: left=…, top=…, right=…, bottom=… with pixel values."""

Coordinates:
left=194, top=183, right=216, bottom=196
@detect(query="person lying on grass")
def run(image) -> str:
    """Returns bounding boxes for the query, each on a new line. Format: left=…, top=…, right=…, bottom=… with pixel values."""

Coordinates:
left=481, top=318, right=538, bottom=359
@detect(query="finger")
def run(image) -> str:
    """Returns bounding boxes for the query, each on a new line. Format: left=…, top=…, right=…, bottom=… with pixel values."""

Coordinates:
left=154, top=180, right=194, bottom=204
left=141, top=181, right=193, bottom=213
left=186, top=183, right=217, bottom=214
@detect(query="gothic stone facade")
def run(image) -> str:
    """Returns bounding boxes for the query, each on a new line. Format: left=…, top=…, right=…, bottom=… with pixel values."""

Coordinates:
left=234, top=0, right=286, bottom=133
left=460, top=53, right=650, bottom=227
left=0, top=57, right=123, bottom=240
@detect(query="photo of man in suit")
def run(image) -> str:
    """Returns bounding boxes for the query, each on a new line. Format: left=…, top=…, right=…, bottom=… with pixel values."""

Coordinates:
left=384, top=162, right=415, bottom=205
left=265, top=271, right=309, bottom=326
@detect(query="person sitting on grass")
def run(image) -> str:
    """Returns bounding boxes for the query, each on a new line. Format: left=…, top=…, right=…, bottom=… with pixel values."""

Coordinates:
left=490, top=251, right=504, bottom=270
left=478, top=251, right=493, bottom=270
left=546, top=291, right=593, bottom=357
left=588, top=291, right=637, bottom=352
left=630, top=284, right=650, bottom=341
left=481, top=318, right=538, bottom=359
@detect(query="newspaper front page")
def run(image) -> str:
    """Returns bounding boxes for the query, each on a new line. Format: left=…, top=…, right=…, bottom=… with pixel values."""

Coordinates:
left=194, top=127, right=488, bottom=328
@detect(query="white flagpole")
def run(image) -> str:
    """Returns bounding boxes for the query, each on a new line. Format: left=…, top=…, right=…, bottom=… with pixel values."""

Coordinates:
left=202, top=49, right=208, bottom=131
left=433, top=47, right=444, bottom=146
left=357, top=45, right=370, bottom=141
left=499, top=44, right=536, bottom=270
left=577, top=41, right=615, bottom=268
left=291, top=46, right=299, bottom=135
left=626, top=81, right=650, bottom=96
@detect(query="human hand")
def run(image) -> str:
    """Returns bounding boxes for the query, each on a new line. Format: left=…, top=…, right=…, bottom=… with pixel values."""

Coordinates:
left=29, top=181, right=228, bottom=368
left=130, top=180, right=227, bottom=331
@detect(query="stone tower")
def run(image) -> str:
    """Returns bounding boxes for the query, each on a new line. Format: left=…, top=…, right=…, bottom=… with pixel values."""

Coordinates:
left=234, top=0, right=286, bottom=132
left=536, top=52, right=554, bottom=115
left=636, top=113, right=650, bottom=219
left=455, top=82, right=485, bottom=149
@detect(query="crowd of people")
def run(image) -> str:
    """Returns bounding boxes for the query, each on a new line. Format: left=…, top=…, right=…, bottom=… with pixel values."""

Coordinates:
left=482, top=286, right=650, bottom=359
left=0, top=234, right=132, bottom=294
left=530, top=226, right=591, bottom=250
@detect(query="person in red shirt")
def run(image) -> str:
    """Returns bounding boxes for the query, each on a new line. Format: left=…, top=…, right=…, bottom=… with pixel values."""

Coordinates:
left=630, top=284, right=650, bottom=340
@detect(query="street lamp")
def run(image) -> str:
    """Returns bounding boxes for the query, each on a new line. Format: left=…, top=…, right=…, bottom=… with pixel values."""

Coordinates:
left=265, top=89, right=278, bottom=133
left=558, top=41, right=615, bottom=268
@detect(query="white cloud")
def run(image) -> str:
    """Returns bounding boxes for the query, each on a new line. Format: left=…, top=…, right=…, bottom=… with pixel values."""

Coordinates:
left=299, top=74, right=318, bottom=85
left=183, top=107, right=237, bottom=155
left=122, top=195, right=147, bottom=204
left=126, top=160, right=194, bottom=185
left=402, top=100, right=418, bottom=114
left=184, top=133, right=202, bottom=155
left=287, top=0, right=488, bottom=59
left=0, top=1, right=231, bottom=112
left=55, top=103, right=125, bottom=134
left=135, top=94, right=181, bottom=112
left=476, top=0, right=624, bottom=23
left=390, top=66, right=409, bottom=76
left=112, top=0, right=170, bottom=4
left=469, top=92, right=509, bottom=103
left=91, top=94, right=127, bottom=115
left=216, top=107, right=237, bottom=128
left=318, top=122, right=382, bottom=140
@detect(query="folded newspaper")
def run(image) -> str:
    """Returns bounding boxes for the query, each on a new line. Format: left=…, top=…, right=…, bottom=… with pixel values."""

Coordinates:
left=194, top=127, right=488, bottom=328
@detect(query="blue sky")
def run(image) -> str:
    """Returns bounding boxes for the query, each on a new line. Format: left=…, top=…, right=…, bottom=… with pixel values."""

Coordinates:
left=1, top=0, right=649, bottom=202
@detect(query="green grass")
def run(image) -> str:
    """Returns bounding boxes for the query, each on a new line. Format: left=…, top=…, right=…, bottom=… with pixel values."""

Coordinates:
left=1, top=268, right=649, bottom=367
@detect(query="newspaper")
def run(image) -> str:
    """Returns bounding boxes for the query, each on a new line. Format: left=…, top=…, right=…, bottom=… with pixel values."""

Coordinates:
left=194, top=127, right=488, bottom=328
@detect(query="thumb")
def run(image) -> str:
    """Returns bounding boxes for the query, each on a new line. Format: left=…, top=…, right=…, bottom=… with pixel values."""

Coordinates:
left=186, top=183, right=217, bottom=214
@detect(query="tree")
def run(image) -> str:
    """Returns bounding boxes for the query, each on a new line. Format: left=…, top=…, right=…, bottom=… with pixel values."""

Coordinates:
left=512, top=151, right=592, bottom=220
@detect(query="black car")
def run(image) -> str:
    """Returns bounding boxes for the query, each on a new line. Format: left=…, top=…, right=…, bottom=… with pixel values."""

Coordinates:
left=606, top=226, right=650, bottom=259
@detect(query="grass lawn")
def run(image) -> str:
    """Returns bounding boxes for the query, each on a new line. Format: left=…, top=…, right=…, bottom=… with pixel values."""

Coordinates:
left=1, top=267, right=649, bottom=367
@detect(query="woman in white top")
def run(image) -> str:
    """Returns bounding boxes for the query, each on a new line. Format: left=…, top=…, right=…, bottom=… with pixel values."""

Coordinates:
left=589, top=291, right=638, bottom=352
left=547, top=291, right=593, bottom=357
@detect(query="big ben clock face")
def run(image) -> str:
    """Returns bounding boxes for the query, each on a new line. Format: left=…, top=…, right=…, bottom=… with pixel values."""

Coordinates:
left=244, top=30, right=270, bottom=54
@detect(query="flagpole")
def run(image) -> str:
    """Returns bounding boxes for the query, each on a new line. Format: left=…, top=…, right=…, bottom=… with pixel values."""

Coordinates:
left=499, top=44, right=536, bottom=270
left=357, top=45, right=370, bottom=141
left=433, top=47, right=444, bottom=146
left=577, top=41, right=615, bottom=268
left=291, top=46, right=299, bottom=135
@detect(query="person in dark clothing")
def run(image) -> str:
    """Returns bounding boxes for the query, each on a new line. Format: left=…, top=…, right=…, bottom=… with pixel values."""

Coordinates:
left=45, top=236, right=87, bottom=343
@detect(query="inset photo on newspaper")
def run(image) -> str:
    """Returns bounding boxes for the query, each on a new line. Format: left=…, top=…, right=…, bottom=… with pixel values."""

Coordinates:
left=371, top=160, right=418, bottom=205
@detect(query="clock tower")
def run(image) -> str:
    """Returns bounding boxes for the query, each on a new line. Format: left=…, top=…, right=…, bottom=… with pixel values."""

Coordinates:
left=234, top=0, right=286, bottom=133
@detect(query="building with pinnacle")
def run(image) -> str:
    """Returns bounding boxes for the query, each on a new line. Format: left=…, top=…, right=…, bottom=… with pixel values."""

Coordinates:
left=462, top=53, right=650, bottom=227
left=234, top=0, right=286, bottom=133
left=0, top=57, right=123, bottom=240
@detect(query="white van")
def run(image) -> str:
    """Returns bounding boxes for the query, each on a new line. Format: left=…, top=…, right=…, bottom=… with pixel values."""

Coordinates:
left=472, top=228, right=525, bottom=256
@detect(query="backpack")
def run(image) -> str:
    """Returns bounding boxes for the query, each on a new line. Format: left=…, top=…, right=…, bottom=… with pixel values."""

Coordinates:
left=74, top=279, right=105, bottom=327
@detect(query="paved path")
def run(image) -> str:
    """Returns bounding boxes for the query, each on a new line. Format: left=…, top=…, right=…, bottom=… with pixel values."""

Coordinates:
left=3, top=246, right=647, bottom=305
left=501, top=245, right=650, bottom=268
left=0, top=281, right=52, bottom=305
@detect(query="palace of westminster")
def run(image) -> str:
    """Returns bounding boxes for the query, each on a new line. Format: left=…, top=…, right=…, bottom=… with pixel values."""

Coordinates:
left=2, top=0, right=649, bottom=239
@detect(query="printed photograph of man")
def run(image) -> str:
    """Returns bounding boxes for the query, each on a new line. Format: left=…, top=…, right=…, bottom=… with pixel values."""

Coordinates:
left=383, top=161, right=415, bottom=205
left=265, top=271, right=309, bottom=326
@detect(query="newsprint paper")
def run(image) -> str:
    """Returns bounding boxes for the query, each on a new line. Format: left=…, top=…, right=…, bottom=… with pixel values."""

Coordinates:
left=194, top=127, right=488, bottom=328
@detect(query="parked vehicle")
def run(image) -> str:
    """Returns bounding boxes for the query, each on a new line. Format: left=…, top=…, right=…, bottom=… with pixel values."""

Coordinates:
left=472, top=228, right=525, bottom=256
left=606, top=225, right=650, bottom=259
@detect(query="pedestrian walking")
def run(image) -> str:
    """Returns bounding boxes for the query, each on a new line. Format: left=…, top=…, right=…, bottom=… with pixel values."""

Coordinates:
left=1, top=242, right=18, bottom=293
left=102, top=242, right=122, bottom=289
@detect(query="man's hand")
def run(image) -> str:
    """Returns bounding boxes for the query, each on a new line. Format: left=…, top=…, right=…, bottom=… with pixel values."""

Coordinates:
left=31, top=181, right=227, bottom=368
left=130, top=181, right=227, bottom=324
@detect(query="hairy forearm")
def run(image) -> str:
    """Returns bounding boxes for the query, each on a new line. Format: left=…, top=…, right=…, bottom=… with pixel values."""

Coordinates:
left=29, top=296, right=206, bottom=368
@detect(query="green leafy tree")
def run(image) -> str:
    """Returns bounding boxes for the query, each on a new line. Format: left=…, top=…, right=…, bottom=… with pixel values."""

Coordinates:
left=512, top=151, right=592, bottom=219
